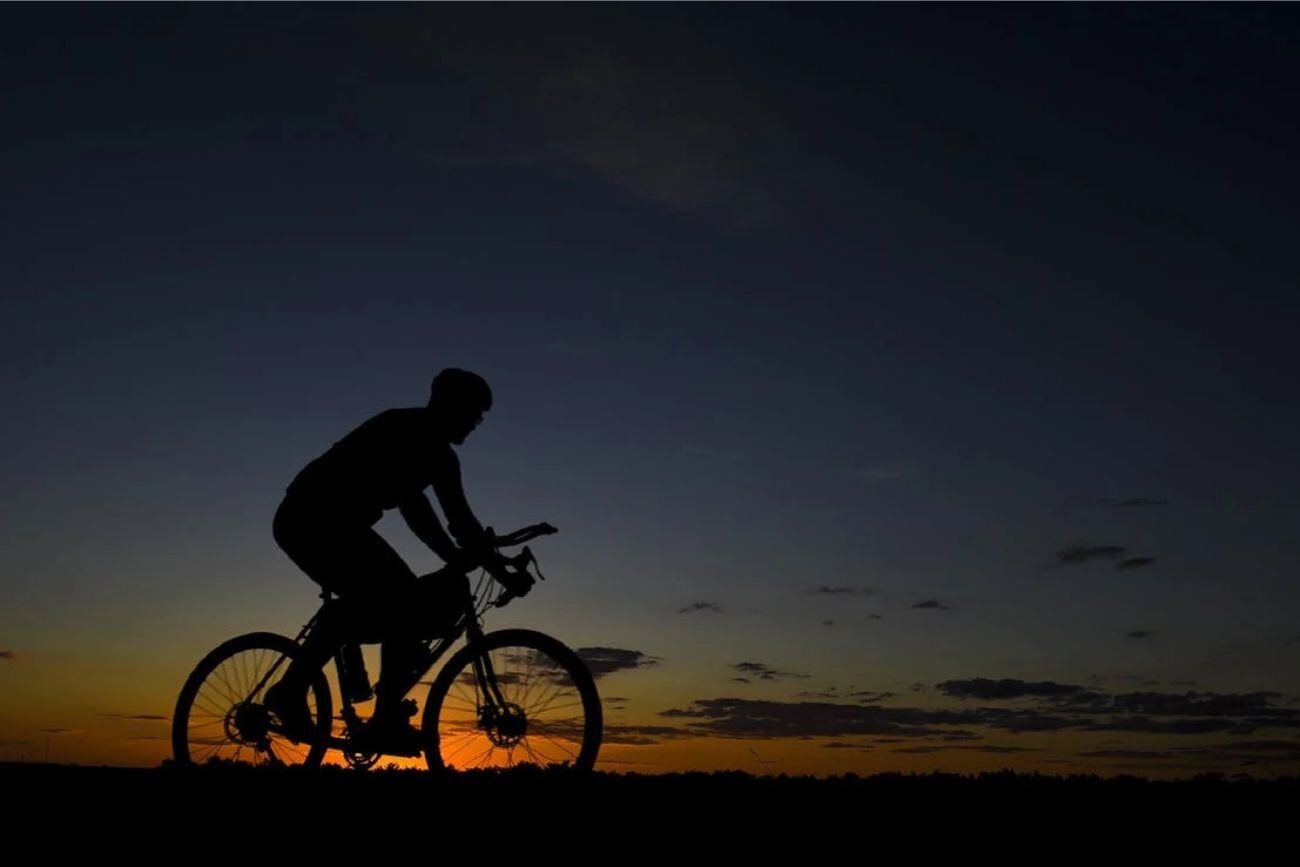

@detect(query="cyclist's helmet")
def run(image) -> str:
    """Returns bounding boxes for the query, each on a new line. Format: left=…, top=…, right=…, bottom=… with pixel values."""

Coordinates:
left=429, top=368, right=493, bottom=414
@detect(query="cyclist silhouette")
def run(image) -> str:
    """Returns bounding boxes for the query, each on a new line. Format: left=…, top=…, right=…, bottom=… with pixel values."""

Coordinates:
left=264, top=368, right=531, bottom=750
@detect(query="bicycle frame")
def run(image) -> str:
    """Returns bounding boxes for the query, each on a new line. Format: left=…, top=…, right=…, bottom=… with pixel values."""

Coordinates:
left=173, top=522, right=573, bottom=769
left=248, top=572, right=519, bottom=758
left=239, top=523, right=555, bottom=758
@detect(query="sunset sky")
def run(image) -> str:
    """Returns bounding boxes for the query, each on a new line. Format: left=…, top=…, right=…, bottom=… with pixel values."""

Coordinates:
left=3, top=5, right=1299, bottom=777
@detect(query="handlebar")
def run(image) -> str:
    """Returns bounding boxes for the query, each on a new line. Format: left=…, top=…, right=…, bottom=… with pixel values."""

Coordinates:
left=491, top=522, right=558, bottom=549
left=480, top=523, right=557, bottom=608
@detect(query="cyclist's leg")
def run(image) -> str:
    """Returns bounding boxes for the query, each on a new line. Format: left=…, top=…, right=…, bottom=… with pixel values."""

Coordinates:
left=273, top=495, right=431, bottom=725
left=359, top=545, right=424, bottom=724
left=271, top=498, right=370, bottom=687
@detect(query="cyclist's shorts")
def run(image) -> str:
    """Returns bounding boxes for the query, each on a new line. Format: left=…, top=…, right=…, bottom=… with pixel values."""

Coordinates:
left=273, top=493, right=465, bottom=640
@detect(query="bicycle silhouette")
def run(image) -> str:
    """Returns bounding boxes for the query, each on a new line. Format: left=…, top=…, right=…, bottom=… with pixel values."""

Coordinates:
left=171, top=523, right=602, bottom=772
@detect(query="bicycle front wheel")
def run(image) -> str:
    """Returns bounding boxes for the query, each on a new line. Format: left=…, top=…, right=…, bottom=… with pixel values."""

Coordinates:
left=172, top=631, right=332, bottom=768
left=423, top=629, right=602, bottom=773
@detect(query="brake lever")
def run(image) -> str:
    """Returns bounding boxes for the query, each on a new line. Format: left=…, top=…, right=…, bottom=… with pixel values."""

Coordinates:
left=521, top=546, right=546, bottom=582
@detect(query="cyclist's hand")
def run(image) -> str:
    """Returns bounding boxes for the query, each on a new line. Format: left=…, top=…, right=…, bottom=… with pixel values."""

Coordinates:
left=495, top=566, right=535, bottom=599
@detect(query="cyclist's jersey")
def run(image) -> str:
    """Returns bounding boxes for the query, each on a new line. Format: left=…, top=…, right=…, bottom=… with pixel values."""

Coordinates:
left=285, top=407, right=484, bottom=546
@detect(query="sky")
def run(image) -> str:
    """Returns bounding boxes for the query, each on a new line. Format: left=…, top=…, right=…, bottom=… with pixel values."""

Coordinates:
left=2, top=5, right=1299, bottom=777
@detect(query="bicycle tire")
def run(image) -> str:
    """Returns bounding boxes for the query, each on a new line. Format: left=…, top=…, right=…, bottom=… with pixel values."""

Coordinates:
left=172, top=631, right=333, bottom=768
left=422, top=629, right=602, bottom=773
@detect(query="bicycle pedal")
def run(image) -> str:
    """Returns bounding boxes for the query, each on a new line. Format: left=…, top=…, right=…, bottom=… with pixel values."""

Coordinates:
left=399, top=698, right=419, bottom=718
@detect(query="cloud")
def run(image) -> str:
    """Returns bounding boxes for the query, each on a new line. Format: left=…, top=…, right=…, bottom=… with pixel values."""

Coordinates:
left=575, top=647, right=661, bottom=678
left=1208, top=740, right=1300, bottom=753
left=822, top=620, right=835, bottom=627
left=1084, top=717, right=1244, bottom=735
left=1125, top=630, right=1155, bottom=639
left=911, top=599, right=952, bottom=611
left=798, top=688, right=842, bottom=699
left=602, top=724, right=691, bottom=746
left=100, top=713, right=168, bottom=721
left=1078, top=749, right=1176, bottom=759
left=426, top=12, right=794, bottom=228
left=822, top=741, right=871, bottom=750
left=1055, top=545, right=1127, bottom=565
left=1108, top=691, right=1291, bottom=718
left=531, top=57, right=784, bottom=226
left=1178, top=743, right=1300, bottom=763
left=1096, top=498, right=1170, bottom=507
left=894, top=744, right=1040, bottom=755
left=937, top=678, right=1088, bottom=701
left=652, top=685, right=1300, bottom=743
left=1038, top=690, right=1298, bottom=726
left=939, top=731, right=982, bottom=741
left=981, top=711, right=1084, bottom=733
left=869, top=614, right=884, bottom=620
left=677, top=601, right=722, bottom=615
left=659, top=697, right=978, bottom=739
left=1116, top=557, right=1156, bottom=570
left=457, top=670, right=526, bottom=687
left=731, top=661, right=810, bottom=681
left=0, top=650, right=15, bottom=661
left=804, top=586, right=873, bottom=596
left=850, top=691, right=896, bottom=704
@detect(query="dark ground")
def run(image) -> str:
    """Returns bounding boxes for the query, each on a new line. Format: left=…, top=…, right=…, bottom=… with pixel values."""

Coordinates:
left=5, top=761, right=1294, bottom=835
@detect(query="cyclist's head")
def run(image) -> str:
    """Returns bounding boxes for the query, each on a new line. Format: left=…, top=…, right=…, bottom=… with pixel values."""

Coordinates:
left=428, top=368, right=492, bottom=445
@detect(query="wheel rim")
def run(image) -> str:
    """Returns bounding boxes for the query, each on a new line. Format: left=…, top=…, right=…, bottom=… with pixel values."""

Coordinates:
left=432, top=644, right=593, bottom=771
left=181, top=644, right=325, bottom=767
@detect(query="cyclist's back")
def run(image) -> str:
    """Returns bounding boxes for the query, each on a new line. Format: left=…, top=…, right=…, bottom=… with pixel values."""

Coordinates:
left=284, top=407, right=459, bottom=528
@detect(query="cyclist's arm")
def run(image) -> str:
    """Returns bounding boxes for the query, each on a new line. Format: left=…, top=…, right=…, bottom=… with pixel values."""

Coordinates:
left=397, top=493, right=465, bottom=567
left=430, top=454, right=501, bottom=572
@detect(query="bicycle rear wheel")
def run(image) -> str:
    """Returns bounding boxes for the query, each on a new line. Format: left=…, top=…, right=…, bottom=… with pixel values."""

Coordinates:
left=422, top=629, right=602, bottom=772
left=172, top=631, right=332, bottom=768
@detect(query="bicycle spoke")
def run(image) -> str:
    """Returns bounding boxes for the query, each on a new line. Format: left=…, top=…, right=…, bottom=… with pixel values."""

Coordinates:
left=521, top=736, right=563, bottom=765
left=527, top=720, right=582, bottom=754
left=179, top=640, right=329, bottom=769
left=465, top=741, right=497, bottom=769
left=509, top=649, right=540, bottom=708
left=201, top=672, right=240, bottom=709
left=431, top=637, right=595, bottom=773
left=521, top=675, right=568, bottom=719
left=442, top=733, right=483, bottom=763
left=193, top=694, right=231, bottom=720
left=535, top=737, right=580, bottom=761
left=222, top=658, right=244, bottom=702
left=521, top=738, right=545, bottom=767
left=527, top=690, right=580, bottom=719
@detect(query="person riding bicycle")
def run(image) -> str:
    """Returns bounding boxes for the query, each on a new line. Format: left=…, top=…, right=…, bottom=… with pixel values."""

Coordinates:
left=264, top=368, right=533, bottom=750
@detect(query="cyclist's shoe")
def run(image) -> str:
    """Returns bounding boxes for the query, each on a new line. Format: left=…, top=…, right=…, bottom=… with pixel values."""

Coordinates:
left=263, top=679, right=314, bottom=743
left=358, top=700, right=425, bottom=756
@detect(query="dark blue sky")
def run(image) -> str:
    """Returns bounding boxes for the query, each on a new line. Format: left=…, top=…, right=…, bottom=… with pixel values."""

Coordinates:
left=2, top=5, right=1298, bottom=774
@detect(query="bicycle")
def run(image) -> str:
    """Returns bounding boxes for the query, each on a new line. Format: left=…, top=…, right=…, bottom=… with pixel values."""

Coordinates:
left=171, top=522, right=602, bottom=773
